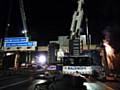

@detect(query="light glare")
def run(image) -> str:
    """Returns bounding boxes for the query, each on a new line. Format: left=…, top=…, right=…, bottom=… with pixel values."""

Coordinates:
left=38, top=55, right=46, bottom=64
left=103, top=40, right=115, bottom=70
left=22, top=29, right=27, bottom=34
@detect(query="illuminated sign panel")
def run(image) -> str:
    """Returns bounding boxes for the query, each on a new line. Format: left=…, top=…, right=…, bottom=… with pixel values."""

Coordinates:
left=5, top=37, right=28, bottom=42
left=3, top=37, right=37, bottom=51
left=4, top=41, right=37, bottom=47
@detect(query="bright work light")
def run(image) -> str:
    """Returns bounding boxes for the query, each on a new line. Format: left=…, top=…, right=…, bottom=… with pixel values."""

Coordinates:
left=37, top=54, right=46, bottom=65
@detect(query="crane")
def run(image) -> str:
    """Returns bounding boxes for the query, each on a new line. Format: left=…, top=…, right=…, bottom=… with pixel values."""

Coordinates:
left=19, top=0, right=28, bottom=37
left=58, top=0, right=108, bottom=80
left=19, top=0, right=31, bottom=65
left=70, top=0, right=84, bottom=40
left=69, top=0, right=85, bottom=56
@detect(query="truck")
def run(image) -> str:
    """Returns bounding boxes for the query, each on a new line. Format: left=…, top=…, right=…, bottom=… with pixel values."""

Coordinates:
left=62, top=50, right=106, bottom=80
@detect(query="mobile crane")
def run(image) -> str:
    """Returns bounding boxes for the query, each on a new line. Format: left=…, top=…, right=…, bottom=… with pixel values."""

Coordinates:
left=62, top=0, right=106, bottom=80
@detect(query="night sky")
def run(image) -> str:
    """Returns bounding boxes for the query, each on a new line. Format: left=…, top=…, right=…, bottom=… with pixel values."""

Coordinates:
left=0, top=0, right=120, bottom=46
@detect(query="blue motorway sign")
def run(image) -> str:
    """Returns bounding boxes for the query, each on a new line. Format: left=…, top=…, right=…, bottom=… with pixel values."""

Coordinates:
left=4, top=41, right=37, bottom=47
left=4, top=37, right=28, bottom=42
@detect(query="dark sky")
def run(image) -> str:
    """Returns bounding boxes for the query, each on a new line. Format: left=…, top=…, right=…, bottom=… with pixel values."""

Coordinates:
left=0, top=0, right=120, bottom=45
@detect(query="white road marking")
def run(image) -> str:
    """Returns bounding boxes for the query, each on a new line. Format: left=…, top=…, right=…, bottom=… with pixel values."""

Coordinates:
left=84, top=81, right=114, bottom=90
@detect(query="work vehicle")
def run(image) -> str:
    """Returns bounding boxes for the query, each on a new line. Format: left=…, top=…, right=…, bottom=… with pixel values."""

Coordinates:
left=62, top=50, right=106, bottom=80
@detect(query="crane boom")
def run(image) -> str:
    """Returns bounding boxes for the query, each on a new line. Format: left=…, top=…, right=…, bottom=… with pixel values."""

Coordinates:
left=70, top=0, right=84, bottom=39
left=69, top=0, right=84, bottom=56
left=19, top=0, right=28, bottom=37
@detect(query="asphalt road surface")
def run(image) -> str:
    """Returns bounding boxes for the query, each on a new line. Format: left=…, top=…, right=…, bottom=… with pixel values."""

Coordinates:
left=0, top=74, right=32, bottom=90
left=31, top=75, right=120, bottom=90
left=0, top=74, right=120, bottom=90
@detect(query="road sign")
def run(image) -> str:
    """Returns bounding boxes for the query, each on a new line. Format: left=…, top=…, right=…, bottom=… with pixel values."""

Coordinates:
left=4, top=41, right=37, bottom=47
left=4, top=37, right=28, bottom=42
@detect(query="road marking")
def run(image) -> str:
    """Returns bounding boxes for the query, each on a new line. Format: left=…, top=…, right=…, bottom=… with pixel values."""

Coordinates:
left=84, top=81, right=114, bottom=90
left=0, top=79, right=30, bottom=89
left=84, top=78, right=114, bottom=90
left=97, top=81, right=114, bottom=90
